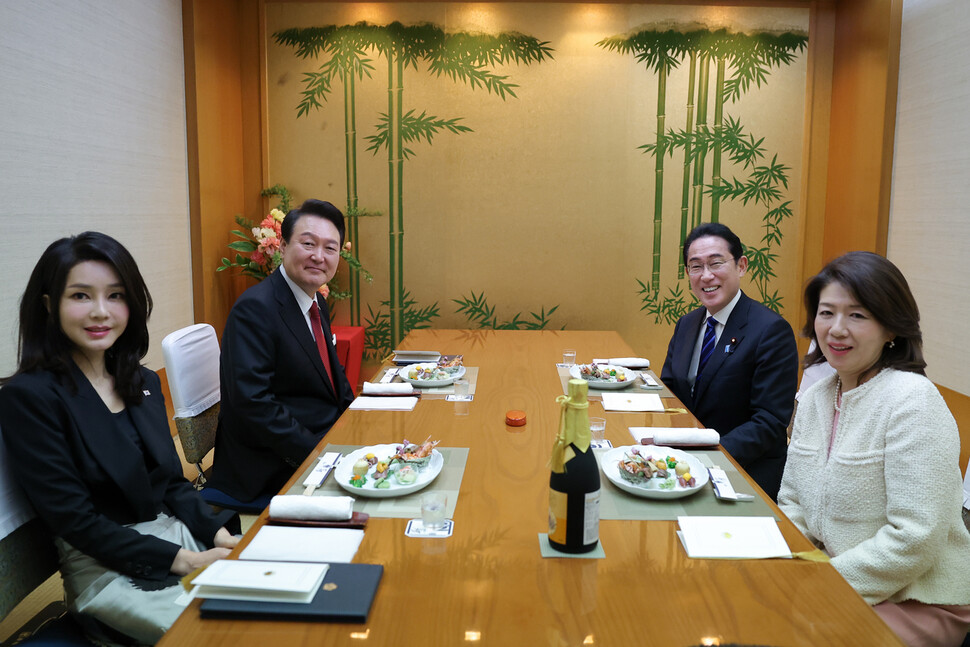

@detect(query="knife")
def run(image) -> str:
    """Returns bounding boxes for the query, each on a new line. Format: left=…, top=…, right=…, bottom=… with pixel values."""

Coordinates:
left=302, top=451, right=342, bottom=496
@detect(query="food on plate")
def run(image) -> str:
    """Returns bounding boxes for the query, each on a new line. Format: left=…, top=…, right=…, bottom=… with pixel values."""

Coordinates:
left=579, top=363, right=629, bottom=383
left=617, top=448, right=696, bottom=490
left=349, top=474, right=367, bottom=488
left=352, top=459, right=370, bottom=477
left=437, top=355, right=464, bottom=373
left=407, top=364, right=450, bottom=381
left=364, top=452, right=379, bottom=466
left=394, top=465, right=418, bottom=485
left=372, top=461, right=391, bottom=489
left=390, top=437, right=440, bottom=471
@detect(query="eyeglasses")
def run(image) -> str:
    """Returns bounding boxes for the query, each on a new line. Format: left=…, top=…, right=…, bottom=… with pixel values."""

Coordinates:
left=686, top=259, right=734, bottom=276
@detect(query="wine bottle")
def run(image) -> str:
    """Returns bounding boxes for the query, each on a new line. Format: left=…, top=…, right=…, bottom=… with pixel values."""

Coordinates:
left=548, top=378, right=600, bottom=553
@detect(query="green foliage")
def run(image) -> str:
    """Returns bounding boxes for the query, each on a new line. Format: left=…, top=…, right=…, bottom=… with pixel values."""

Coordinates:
left=260, top=185, right=292, bottom=213
left=365, top=110, right=472, bottom=159
left=452, top=291, right=562, bottom=330
left=636, top=281, right=698, bottom=325
left=363, top=291, right=441, bottom=359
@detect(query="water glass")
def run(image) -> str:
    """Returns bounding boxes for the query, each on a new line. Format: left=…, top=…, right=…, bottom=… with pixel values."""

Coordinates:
left=589, top=417, right=606, bottom=442
left=453, top=379, right=470, bottom=416
left=421, top=491, right=448, bottom=531
left=562, top=349, right=577, bottom=366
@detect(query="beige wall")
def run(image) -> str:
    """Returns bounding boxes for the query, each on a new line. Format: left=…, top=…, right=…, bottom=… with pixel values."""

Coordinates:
left=0, top=0, right=195, bottom=372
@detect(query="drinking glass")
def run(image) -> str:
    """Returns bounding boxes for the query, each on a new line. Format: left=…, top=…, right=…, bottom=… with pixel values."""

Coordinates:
left=421, top=491, right=448, bottom=531
left=589, top=417, right=606, bottom=442
left=562, top=349, right=577, bottom=366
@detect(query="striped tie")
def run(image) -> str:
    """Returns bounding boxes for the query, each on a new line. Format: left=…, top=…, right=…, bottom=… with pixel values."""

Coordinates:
left=696, top=317, right=718, bottom=385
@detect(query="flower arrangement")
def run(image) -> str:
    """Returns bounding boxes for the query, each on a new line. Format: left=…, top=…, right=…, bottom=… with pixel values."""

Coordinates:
left=218, top=192, right=371, bottom=302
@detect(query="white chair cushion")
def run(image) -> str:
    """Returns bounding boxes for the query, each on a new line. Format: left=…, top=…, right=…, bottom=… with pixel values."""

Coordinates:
left=161, top=323, right=220, bottom=418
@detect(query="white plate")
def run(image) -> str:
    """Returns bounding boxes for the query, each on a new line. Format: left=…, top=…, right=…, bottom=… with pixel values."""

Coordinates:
left=334, top=443, right=444, bottom=498
left=599, top=445, right=710, bottom=500
left=569, top=364, right=638, bottom=390
left=399, top=363, right=466, bottom=388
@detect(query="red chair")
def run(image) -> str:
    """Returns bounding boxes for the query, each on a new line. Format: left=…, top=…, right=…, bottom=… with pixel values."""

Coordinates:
left=332, top=326, right=365, bottom=394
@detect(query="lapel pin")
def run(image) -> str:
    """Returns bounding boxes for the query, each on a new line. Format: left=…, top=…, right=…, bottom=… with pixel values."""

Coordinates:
left=143, top=390, right=151, bottom=396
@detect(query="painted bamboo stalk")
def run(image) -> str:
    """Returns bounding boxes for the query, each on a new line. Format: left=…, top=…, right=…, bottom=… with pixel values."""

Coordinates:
left=342, top=70, right=362, bottom=326
left=651, top=62, right=667, bottom=291
left=387, top=53, right=405, bottom=349
left=678, top=48, right=696, bottom=278
left=710, top=53, right=725, bottom=224
left=691, top=52, right=711, bottom=229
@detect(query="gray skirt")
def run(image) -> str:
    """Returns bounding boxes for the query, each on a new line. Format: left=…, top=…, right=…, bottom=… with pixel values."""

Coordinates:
left=55, top=513, right=205, bottom=646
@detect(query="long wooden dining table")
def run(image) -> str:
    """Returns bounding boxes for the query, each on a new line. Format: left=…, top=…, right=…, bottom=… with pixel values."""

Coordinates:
left=160, top=329, right=902, bottom=646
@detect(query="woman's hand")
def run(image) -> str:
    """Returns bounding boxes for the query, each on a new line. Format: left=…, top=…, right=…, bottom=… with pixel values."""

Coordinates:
left=213, top=527, right=240, bottom=549
left=170, top=546, right=232, bottom=576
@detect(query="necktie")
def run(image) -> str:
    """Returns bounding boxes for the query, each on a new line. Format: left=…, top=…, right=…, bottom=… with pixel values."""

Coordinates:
left=308, top=303, right=335, bottom=390
left=695, top=317, right=718, bottom=385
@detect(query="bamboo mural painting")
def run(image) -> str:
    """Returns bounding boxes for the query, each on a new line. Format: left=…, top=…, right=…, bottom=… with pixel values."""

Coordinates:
left=265, top=5, right=808, bottom=365
left=601, top=25, right=807, bottom=321
left=275, top=21, right=553, bottom=356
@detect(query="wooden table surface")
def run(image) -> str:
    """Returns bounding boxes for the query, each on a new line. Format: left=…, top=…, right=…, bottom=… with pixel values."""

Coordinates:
left=160, top=329, right=901, bottom=647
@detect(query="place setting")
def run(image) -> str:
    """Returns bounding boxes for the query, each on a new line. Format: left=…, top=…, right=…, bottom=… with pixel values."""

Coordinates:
left=361, top=352, right=479, bottom=406
left=284, top=440, right=468, bottom=526
left=556, top=353, right=674, bottom=407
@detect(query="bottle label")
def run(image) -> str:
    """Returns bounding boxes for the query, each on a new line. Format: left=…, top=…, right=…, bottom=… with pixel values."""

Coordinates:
left=548, top=489, right=567, bottom=545
left=583, top=489, right=600, bottom=545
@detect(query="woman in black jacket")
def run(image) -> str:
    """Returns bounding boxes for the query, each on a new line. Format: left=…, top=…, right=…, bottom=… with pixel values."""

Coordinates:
left=0, top=232, right=238, bottom=645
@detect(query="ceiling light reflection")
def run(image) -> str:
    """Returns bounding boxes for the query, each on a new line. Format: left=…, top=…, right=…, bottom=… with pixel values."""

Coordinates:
left=464, top=630, right=482, bottom=641
left=350, top=629, right=370, bottom=640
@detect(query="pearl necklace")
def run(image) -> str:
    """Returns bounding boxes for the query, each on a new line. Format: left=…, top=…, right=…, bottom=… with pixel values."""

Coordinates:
left=833, top=377, right=843, bottom=413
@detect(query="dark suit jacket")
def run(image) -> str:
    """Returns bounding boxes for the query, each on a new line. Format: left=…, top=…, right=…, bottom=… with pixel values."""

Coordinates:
left=661, top=291, right=798, bottom=499
left=210, top=270, right=354, bottom=502
left=0, top=365, right=233, bottom=581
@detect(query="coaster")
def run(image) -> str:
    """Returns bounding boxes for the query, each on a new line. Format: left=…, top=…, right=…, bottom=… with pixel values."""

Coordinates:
left=405, top=518, right=454, bottom=538
left=445, top=394, right=474, bottom=402
left=538, top=533, right=605, bottom=559
left=590, top=439, right=613, bottom=450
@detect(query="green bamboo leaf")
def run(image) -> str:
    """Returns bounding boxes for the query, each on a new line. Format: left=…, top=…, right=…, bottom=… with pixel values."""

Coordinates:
left=228, top=241, right=257, bottom=253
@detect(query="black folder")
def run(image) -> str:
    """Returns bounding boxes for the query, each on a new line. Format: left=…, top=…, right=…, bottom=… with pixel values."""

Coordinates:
left=199, top=563, right=383, bottom=623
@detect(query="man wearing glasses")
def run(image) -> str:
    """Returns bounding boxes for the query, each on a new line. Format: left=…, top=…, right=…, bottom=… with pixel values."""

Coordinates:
left=661, top=222, right=798, bottom=500
left=210, top=199, right=355, bottom=505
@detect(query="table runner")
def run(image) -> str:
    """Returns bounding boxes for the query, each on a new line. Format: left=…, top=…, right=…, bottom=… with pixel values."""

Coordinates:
left=287, top=445, right=469, bottom=519
left=372, top=366, right=479, bottom=400
left=557, top=366, right=674, bottom=400
left=594, top=449, right=777, bottom=521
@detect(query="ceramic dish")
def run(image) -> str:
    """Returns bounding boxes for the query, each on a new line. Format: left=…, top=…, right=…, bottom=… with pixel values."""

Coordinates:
left=334, top=443, right=444, bottom=498
left=569, top=363, right=638, bottom=390
left=599, top=445, right=709, bottom=500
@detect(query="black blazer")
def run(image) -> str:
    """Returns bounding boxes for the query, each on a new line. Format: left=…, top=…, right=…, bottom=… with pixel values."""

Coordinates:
left=0, top=365, right=233, bottom=581
left=661, top=291, right=798, bottom=499
left=210, top=270, right=354, bottom=502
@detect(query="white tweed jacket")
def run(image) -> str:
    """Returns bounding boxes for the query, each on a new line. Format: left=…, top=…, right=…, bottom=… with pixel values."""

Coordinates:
left=779, top=368, right=970, bottom=606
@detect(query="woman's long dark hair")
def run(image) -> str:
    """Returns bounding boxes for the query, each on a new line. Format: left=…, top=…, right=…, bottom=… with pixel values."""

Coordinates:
left=2, top=232, right=153, bottom=403
left=802, top=251, right=925, bottom=376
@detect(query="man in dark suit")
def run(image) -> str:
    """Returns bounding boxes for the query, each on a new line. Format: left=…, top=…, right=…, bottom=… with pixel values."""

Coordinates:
left=210, top=200, right=355, bottom=503
left=661, top=223, right=798, bottom=500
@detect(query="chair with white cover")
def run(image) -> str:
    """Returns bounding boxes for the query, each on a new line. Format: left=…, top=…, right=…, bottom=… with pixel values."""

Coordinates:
left=161, top=324, right=221, bottom=485
left=161, top=324, right=272, bottom=515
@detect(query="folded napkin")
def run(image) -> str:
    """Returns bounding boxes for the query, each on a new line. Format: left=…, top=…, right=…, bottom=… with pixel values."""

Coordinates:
left=601, top=392, right=664, bottom=412
left=348, top=396, right=418, bottom=411
left=362, top=382, right=414, bottom=395
left=629, top=427, right=720, bottom=446
left=268, top=495, right=354, bottom=521
left=592, top=357, right=650, bottom=369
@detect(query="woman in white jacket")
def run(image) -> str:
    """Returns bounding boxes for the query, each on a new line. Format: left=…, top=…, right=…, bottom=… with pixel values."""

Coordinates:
left=779, top=251, right=970, bottom=647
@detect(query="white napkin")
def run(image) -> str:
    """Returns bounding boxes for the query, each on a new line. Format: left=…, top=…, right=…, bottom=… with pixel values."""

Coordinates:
left=239, top=526, right=364, bottom=564
left=592, top=357, right=650, bottom=369
left=268, top=495, right=354, bottom=521
left=348, top=396, right=418, bottom=411
left=362, top=381, right=414, bottom=395
left=629, top=427, right=720, bottom=446
left=600, top=392, right=664, bottom=412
